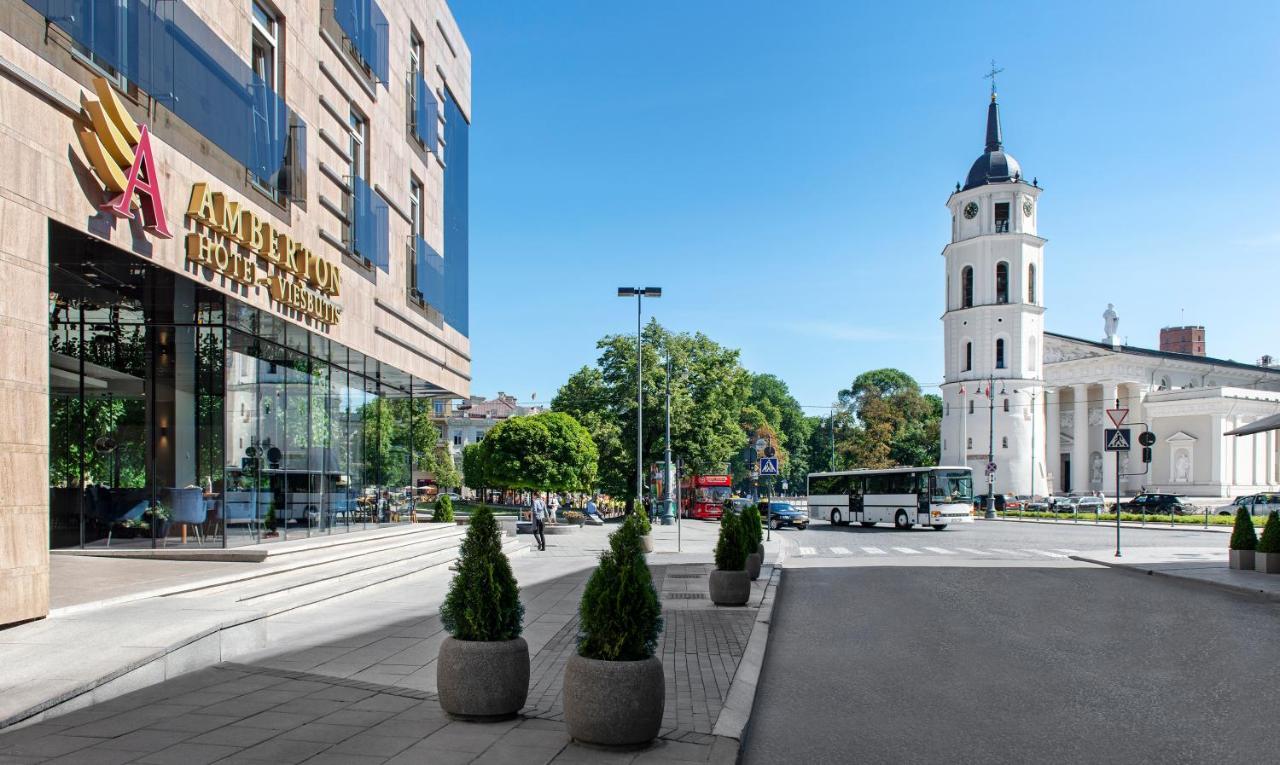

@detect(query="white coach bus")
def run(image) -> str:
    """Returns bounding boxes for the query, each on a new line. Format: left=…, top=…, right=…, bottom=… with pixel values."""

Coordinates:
left=807, top=466, right=974, bottom=530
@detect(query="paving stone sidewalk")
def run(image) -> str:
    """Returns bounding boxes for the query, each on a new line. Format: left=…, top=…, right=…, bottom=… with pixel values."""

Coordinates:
left=0, top=560, right=771, bottom=764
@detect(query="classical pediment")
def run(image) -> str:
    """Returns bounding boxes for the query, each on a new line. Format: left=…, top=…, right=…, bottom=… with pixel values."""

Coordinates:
left=1044, top=336, right=1109, bottom=365
left=1165, top=431, right=1197, bottom=443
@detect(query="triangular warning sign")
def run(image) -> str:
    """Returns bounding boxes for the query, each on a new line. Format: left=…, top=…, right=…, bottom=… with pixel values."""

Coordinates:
left=1107, top=408, right=1129, bottom=427
left=1107, top=430, right=1130, bottom=450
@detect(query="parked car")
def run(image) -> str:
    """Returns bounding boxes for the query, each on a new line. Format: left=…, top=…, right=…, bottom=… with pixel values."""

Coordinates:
left=1024, top=496, right=1051, bottom=511
left=1123, top=493, right=1193, bottom=515
left=1046, top=496, right=1074, bottom=512
left=722, top=497, right=754, bottom=517
left=972, top=494, right=1020, bottom=512
left=764, top=501, right=808, bottom=530
left=1216, top=493, right=1280, bottom=516
left=1073, top=496, right=1106, bottom=513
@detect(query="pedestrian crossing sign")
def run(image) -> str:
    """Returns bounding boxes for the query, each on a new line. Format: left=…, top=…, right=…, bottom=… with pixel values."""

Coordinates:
left=1105, top=428, right=1131, bottom=451
left=758, top=457, right=780, bottom=475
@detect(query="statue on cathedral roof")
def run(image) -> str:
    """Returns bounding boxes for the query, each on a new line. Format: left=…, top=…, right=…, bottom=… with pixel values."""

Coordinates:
left=1103, top=304, right=1120, bottom=341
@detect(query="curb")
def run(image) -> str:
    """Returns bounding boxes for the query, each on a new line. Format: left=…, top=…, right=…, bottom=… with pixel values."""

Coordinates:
left=986, top=517, right=1230, bottom=533
left=1070, top=555, right=1280, bottom=602
left=711, top=567, right=780, bottom=749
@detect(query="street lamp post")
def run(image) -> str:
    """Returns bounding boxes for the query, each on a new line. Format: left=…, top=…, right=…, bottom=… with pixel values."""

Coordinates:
left=617, top=287, right=661, bottom=512
left=662, top=350, right=674, bottom=525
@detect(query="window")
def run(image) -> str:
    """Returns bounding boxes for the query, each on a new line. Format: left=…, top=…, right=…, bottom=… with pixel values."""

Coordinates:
left=434, top=399, right=444, bottom=416
left=1002, top=436, right=1009, bottom=449
left=343, top=109, right=367, bottom=247
left=961, top=266, right=974, bottom=308
left=1003, top=398, right=1010, bottom=412
left=996, top=338, right=1006, bottom=369
left=407, top=30, right=423, bottom=134
left=250, top=3, right=281, bottom=196
left=964, top=341, right=973, bottom=372
left=995, top=262, right=1009, bottom=303
left=994, top=202, right=1010, bottom=233
left=967, top=437, right=973, bottom=449
left=945, top=403, right=950, bottom=416
left=453, top=433, right=462, bottom=446
left=968, top=399, right=974, bottom=415
left=1028, top=263, right=1036, bottom=303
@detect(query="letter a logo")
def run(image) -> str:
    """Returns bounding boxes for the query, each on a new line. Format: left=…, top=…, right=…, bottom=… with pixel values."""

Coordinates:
left=76, top=76, right=173, bottom=239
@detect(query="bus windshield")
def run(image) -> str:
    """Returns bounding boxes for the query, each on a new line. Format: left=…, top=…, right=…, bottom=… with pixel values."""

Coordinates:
left=697, top=486, right=732, bottom=504
left=931, top=470, right=973, bottom=502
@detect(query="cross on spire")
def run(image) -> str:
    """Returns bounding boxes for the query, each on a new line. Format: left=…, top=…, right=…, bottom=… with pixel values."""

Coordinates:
left=984, top=59, right=1004, bottom=102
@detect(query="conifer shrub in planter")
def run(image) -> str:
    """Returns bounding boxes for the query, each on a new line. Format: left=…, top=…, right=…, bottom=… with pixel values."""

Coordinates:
left=564, top=514, right=664, bottom=747
left=1228, top=507, right=1258, bottom=570
left=635, top=510, right=654, bottom=552
left=709, top=511, right=751, bottom=606
left=437, top=506, right=528, bottom=720
left=741, top=504, right=764, bottom=581
left=1255, top=511, right=1280, bottom=574
left=432, top=494, right=455, bottom=523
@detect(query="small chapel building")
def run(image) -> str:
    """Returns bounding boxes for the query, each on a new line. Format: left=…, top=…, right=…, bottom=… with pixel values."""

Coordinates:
left=939, top=91, right=1280, bottom=500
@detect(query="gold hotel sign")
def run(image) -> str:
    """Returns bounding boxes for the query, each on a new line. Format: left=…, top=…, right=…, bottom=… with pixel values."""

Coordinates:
left=185, top=183, right=342, bottom=325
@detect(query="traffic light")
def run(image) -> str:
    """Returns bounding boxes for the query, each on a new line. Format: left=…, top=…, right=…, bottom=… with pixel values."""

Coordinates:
left=1138, top=431, right=1156, bottom=447
left=1142, top=446, right=1152, bottom=464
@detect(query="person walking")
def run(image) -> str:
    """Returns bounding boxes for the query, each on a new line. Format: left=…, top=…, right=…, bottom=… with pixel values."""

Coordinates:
left=548, top=494, right=560, bottom=526
left=531, top=495, right=547, bottom=551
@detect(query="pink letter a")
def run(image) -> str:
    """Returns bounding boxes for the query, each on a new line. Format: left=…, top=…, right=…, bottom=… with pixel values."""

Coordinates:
left=103, top=125, right=172, bottom=239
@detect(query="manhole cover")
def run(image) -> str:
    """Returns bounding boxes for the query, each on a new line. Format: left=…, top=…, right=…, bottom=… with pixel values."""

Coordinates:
left=666, top=592, right=707, bottom=599
left=668, top=573, right=702, bottom=579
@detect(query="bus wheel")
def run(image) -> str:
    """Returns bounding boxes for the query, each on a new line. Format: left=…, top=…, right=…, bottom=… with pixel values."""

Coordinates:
left=860, top=522, right=876, bottom=528
left=894, top=510, right=911, bottom=530
left=932, top=524, right=948, bottom=531
left=831, top=510, right=842, bottom=526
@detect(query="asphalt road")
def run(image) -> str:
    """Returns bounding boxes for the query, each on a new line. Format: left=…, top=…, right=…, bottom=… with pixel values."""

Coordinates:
left=743, top=565, right=1280, bottom=765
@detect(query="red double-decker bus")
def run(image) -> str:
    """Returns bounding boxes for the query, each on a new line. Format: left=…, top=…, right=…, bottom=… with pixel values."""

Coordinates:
left=680, top=475, right=733, bottom=520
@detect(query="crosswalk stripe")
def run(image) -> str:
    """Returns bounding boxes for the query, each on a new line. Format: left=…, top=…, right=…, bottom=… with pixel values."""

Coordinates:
left=955, top=547, right=989, bottom=555
left=987, top=548, right=1028, bottom=557
left=799, top=547, right=816, bottom=556
left=829, top=546, right=852, bottom=555
left=892, top=547, right=921, bottom=555
left=1025, top=549, right=1067, bottom=558
left=861, top=546, right=887, bottom=555
left=922, top=546, right=954, bottom=555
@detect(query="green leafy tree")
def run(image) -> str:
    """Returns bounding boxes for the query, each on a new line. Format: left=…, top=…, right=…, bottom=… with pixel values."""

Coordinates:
left=480, top=412, right=598, bottom=493
left=577, top=514, right=663, bottom=661
left=553, top=321, right=750, bottom=506
left=836, top=369, right=941, bottom=469
left=1230, top=507, right=1258, bottom=551
left=431, top=448, right=461, bottom=490
left=462, top=442, right=489, bottom=495
left=714, top=511, right=750, bottom=571
left=1258, top=511, right=1280, bottom=553
left=440, top=506, right=523, bottom=641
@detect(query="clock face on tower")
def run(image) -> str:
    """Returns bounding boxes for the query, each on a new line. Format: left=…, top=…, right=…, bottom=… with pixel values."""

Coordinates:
left=1022, top=199, right=1034, bottom=217
left=963, top=201, right=979, bottom=219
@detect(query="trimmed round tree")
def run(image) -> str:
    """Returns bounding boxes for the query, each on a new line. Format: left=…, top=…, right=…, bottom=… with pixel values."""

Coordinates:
left=577, top=514, right=663, bottom=661
left=715, top=511, right=749, bottom=571
left=433, top=494, right=455, bottom=523
left=441, top=506, right=523, bottom=641
left=1230, top=507, right=1258, bottom=551
left=1258, top=511, right=1280, bottom=554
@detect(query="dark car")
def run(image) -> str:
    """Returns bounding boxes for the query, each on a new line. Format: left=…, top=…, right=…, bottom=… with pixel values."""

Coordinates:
left=972, top=494, right=1020, bottom=512
left=764, top=501, right=808, bottom=530
left=1123, top=493, right=1193, bottom=515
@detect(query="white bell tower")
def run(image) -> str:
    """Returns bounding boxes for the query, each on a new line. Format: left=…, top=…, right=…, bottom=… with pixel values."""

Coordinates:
left=940, top=84, right=1046, bottom=498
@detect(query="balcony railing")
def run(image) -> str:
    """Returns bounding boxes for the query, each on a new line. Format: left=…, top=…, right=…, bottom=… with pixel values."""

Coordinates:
left=334, top=0, right=389, bottom=84
left=351, top=178, right=388, bottom=270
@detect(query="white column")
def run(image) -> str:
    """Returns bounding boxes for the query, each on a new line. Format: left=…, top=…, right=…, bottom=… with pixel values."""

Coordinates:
left=1101, top=382, right=1119, bottom=496
left=1072, top=384, right=1090, bottom=495
left=1210, top=414, right=1225, bottom=494
left=1045, top=388, right=1060, bottom=495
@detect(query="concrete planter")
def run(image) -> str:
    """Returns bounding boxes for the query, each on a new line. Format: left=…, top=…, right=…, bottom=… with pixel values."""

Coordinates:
left=1229, top=549, right=1255, bottom=570
left=709, top=569, right=750, bottom=606
left=436, top=636, right=529, bottom=720
left=745, top=552, right=762, bottom=581
left=564, top=654, right=664, bottom=748
left=544, top=524, right=580, bottom=535
left=641, top=534, right=653, bottom=553
left=1255, top=551, right=1280, bottom=574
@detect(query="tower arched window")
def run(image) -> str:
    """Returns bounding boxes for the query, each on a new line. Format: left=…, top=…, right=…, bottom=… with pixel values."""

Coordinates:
left=968, top=399, right=974, bottom=415
left=1002, top=436, right=1009, bottom=449
left=995, top=338, right=1006, bottom=369
left=1028, top=263, right=1037, bottom=304
left=964, top=341, right=973, bottom=371
left=961, top=266, right=974, bottom=308
left=1003, top=398, right=1010, bottom=413
left=995, top=262, right=1009, bottom=304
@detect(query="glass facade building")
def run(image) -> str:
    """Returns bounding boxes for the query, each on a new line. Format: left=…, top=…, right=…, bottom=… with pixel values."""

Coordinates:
left=0, top=0, right=472, bottom=623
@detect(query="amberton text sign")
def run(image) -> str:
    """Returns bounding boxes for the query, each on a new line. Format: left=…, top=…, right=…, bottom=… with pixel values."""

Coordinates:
left=185, top=183, right=342, bottom=325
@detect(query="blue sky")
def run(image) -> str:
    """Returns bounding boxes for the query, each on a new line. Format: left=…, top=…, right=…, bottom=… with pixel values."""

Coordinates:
left=451, top=1, right=1280, bottom=410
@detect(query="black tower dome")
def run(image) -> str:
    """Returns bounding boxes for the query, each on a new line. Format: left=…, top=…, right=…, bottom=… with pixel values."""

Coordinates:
left=963, top=96, right=1022, bottom=190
